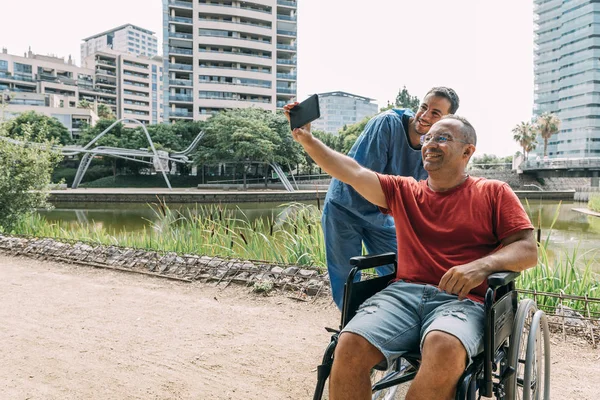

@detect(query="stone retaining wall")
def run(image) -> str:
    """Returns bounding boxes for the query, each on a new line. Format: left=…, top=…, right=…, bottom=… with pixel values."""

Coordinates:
left=0, top=235, right=331, bottom=298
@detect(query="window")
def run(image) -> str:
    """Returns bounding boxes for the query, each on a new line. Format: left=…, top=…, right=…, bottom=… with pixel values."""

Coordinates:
left=0, top=60, right=7, bottom=71
left=152, top=65, right=157, bottom=73
left=14, top=62, right=32, bottom=74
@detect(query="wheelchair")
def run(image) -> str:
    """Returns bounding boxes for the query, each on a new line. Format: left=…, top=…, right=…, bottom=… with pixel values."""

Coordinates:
left=314, top=253, right=551, bottom=400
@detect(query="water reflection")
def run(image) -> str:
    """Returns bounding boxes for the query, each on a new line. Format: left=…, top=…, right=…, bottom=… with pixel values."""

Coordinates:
left=39, top=201, right=319, bottom=233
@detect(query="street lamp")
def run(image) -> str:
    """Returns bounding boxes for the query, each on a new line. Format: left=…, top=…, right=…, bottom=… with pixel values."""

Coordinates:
left=523, top=184, right=543, bottom=244
left=0, top=89, right=9, bottom=122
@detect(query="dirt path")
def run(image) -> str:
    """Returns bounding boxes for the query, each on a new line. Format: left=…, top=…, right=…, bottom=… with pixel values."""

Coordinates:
left=0, top=255, right=597, bottom=399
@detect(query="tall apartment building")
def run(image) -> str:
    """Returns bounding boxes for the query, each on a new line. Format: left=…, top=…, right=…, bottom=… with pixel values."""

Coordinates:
left=81, top=24, right=159, bottom=61
left=311, top=91, right=378, bottom=135
left=82, top=49, right=164, bottom=126
left=162, top=0, right=298, bottom=122
left=0, top=47, right=163, bottom=136
left=534, top=0, right=600, bottom=158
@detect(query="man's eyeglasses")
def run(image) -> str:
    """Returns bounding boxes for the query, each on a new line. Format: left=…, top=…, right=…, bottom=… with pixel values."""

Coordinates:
left=420, top=133, right=471, bottom=145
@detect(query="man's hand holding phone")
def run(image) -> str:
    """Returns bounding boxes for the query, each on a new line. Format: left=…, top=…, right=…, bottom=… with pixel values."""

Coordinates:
left=283, top=94, right=321, bottom=145
left=283, top=102, right=313, bottom=145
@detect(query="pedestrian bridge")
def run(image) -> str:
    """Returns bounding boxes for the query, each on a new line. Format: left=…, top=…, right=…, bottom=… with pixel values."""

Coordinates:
left=519, top=157, right=600, bottom=186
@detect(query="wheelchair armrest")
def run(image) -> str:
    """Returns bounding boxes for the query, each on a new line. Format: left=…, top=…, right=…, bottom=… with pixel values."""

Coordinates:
left=349, top=252, right=396, bottom=271
left=487, top=271, right=520, bottom=288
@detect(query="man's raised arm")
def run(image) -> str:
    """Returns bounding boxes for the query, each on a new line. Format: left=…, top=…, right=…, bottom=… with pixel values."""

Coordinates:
left=287, top=119, right=387, bottom=209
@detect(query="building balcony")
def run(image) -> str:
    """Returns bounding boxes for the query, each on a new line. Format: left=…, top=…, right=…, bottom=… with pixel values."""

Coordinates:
left=169, top=79, right=193, bottom=87
left=169, top=0, right=193, bottom=9
left=169, top=94, right=194, bottom=102
left=277, top=58, right=296, bottom=65
left=277, top=88, right=296, bottom=94
left=277, top=29, right=297, bottom=37
left=96, top=69, right=116, bottom=76
left=277, top=44, right=297, bottom=51
left=169, top=46, right=194, bottom=55
left=169, top=62, right=194, bottom=71
left=0, top=72, right=35, bottom=83
left=96, top=78, right=117, bottom=86
left=170, top=109, right=193, bottom=117
left=38, top=73, right=58, bottom=82
left=170, top=32, right=193, bottom=40
left=277, top=14, right=296, bottom=21
left=276, top=73, right=296, bottom=80
left=199, top=96, right=271, bottom=104
left=96, top=59, right=116, bottom=67
left=95, top=88, right=117, bottom=95
left=169, top=16, right=194, bottom=24
left=277, top=0, right=297, bottom=7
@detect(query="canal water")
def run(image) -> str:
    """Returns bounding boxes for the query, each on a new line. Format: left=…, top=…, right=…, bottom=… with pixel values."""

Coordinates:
left=40, top=200, right=600, bottom=268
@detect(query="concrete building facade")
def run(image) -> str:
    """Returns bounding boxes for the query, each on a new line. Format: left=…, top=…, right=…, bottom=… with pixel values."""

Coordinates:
left=82, top=49, right=164, bottom=126
left=0, top=47, right=163, bottom=135
left=81, top=24, right=160, bottom=61
left=534, top=0, right=600, bottom=158
left=162, top=0, right=298, bottom=122
left=1, top=92, right=99, bottom=138
left=311, top=91, right=378, bottom=135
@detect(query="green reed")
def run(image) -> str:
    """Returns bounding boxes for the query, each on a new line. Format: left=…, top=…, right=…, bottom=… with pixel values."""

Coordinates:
left=14, top=202, right=327, bottom=270
left=520, top=199, right=600, bottom=313
left=589, top=194, right=600, bottom=213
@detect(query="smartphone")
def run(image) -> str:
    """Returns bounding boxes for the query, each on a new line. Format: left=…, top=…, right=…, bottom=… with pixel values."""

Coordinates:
left=289, top=94, right=321, bottom=130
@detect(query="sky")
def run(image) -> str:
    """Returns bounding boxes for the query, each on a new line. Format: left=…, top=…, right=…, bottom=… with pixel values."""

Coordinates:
left=0, top=0, right=534, bottom=157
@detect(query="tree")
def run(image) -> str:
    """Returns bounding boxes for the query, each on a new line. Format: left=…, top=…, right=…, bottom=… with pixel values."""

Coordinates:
left=395, top=85, right=421, bottom=112
left=512, top=121, right=536, bottom=160
left=195, top=108, right=287, bottom=188
left=78, top=99, right=92, bottom=109
left=97, top=103, right=115, bottom=120
left=534, top=112, right=561, bottom=157
left=3, top=111, right=72, bottom=145
left=470, top=154, right=513, bottom=170
left=338, top=116, right=370, bottom=154
left=381, top=86, right=421, bottom=112
left=0, top=122, right=63, bottom=231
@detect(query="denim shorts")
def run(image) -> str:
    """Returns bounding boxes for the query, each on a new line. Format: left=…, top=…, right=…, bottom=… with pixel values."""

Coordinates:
left=342, top=281, right=485, bottom=369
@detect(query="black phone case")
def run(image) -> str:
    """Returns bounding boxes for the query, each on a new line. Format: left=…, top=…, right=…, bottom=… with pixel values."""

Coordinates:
left=290, top=94, right=321, bottom=129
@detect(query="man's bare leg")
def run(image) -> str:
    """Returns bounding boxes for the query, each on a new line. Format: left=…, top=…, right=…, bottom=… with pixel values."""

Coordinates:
left=406, top=331, right=467, bottom=400
left=329, top=332, right=385, bottom=400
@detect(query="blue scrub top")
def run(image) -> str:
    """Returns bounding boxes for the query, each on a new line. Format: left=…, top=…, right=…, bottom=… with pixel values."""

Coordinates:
left=325, top=109, right=427, bottom=228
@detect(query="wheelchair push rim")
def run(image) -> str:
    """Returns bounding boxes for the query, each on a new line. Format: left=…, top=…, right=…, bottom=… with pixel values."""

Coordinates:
left=505, top=299, right=550, bottom=400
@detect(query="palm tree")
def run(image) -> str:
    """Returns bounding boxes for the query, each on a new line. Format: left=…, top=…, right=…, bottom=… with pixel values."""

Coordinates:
left=512, top=121, right=536, bottom=160
left=535, top=112, right=561, bottom=157
left=78, top=99, right=92, bottom=109
left=97, top=103, right=115, bottom=120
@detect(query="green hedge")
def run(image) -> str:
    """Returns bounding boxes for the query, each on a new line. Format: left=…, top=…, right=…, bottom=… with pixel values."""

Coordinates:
left=52, top=165, right=113, bottom=186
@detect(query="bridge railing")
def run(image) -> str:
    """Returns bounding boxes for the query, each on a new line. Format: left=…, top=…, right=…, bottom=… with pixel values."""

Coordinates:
left=520, top=157, right=600, bottom=170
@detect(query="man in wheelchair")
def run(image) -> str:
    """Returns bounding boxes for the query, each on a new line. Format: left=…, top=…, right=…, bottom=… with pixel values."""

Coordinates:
left=289, top=115, right=539, bottom=399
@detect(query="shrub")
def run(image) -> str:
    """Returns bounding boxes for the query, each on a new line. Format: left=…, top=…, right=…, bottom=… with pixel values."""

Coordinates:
left=0, top=123, right=62, bottom=231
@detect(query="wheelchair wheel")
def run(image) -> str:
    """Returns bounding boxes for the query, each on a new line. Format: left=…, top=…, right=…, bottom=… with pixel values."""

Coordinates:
left=370, top=358, right=406, bottom=400
left=505, top=299, right=550, bottom=400
left=522, top=310, right=550, bottom=400
left=505, top=299, right=536, bottom=399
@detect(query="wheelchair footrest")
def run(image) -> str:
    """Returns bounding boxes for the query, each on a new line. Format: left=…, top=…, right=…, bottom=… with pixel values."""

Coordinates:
left=371, top=368, right=417, bottom=392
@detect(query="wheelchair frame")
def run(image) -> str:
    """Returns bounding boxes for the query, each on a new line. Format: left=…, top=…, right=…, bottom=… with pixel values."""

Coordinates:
left=313, top=253, right=550, bottom=400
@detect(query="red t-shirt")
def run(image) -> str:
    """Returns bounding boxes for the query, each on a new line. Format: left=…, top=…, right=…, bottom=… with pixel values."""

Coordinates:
left=377, top=174, right=534, bottom=302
